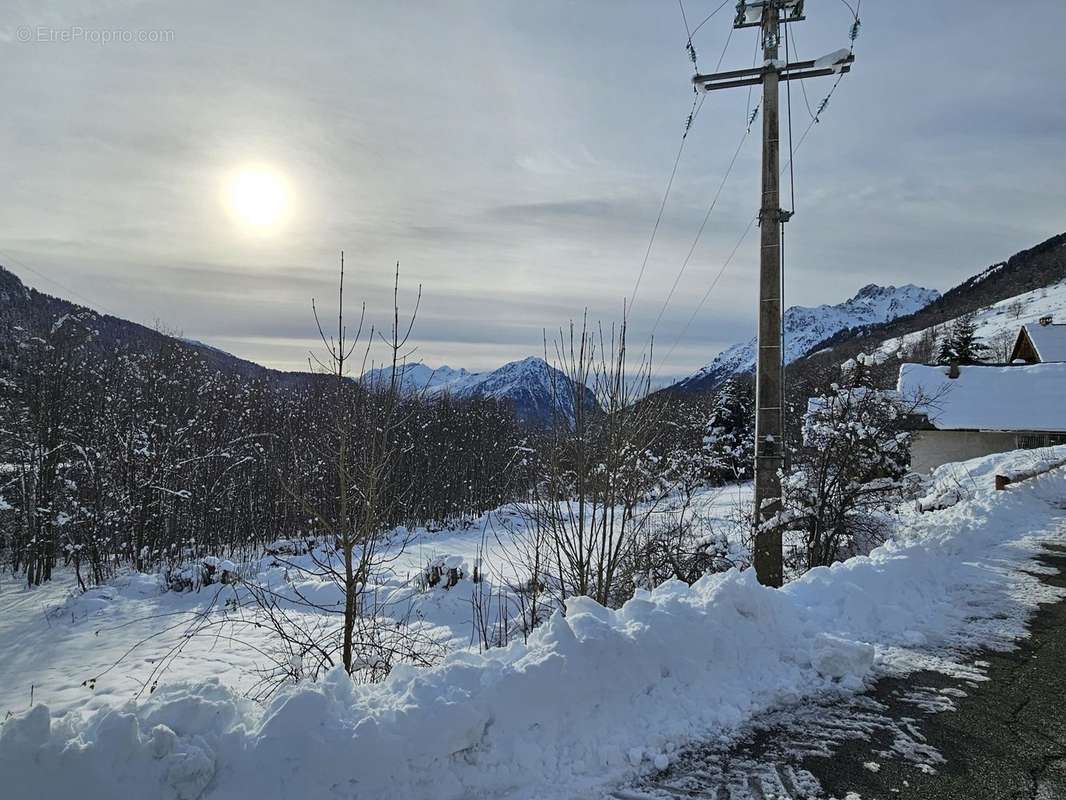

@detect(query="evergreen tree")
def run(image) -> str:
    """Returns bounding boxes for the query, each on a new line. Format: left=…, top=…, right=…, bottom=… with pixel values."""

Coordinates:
left=702, top=376, right=755, bottom=482
left=937, top=313, right=987, bottom=365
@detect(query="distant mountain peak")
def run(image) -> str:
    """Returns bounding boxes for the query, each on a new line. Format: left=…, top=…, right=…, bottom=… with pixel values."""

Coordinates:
left=854, top=282, right=882, bottom=298
left=361, top=356, right=598, bottom=427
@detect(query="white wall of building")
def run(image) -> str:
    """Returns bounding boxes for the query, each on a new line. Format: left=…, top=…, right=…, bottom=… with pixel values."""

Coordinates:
left=910, top=430, right=1020, bottom=474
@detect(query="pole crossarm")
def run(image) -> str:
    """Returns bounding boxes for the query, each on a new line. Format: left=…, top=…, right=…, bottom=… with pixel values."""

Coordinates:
left=692, top=54, right=854, bottom=92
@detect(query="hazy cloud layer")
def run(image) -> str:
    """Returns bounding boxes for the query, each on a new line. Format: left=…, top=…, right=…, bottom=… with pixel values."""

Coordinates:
left=2, top=0, right=1063, bottom=378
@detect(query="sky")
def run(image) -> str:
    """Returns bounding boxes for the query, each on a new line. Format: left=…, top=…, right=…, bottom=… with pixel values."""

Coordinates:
left=2, top=0, right=1064, bottom=381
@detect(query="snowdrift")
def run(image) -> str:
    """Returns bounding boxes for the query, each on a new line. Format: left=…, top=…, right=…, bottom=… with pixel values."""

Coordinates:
left=2, top=450, right=1065, bottom=800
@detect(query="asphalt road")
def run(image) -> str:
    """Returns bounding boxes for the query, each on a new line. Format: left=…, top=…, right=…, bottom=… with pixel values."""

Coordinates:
left=615, top=543, right=1066, bottom=800
left=806, top=545, right=1066, bottom=800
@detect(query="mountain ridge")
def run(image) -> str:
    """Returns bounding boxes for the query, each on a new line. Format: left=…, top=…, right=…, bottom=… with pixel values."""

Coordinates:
left=665, top=282, right=940, bottom=395
left=793, top=231, right=1066, bottom=365
left=362, top=356, right=600, bottom=427
left=0, top=264, right=309, bottom=385
left=0, top=264, right=595, bottom=427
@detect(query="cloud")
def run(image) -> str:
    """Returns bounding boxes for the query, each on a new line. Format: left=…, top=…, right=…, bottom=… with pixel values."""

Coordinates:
left=1, top=0, right=1064, bottom=380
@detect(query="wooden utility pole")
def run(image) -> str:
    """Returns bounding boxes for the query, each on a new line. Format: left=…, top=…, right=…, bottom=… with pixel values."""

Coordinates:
left=691, top=0, right=853, bottom=587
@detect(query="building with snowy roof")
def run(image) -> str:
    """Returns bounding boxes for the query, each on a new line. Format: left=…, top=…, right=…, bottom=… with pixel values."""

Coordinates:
left=1010, top=316, right=1066, bottom=364
left=897, top=361, right=1066, bottom=473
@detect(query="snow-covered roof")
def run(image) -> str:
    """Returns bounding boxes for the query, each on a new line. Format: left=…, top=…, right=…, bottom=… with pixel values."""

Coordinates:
left=897, top=362, right=1066, bottom=432
left=1020, top=323, right=1066, bottom=363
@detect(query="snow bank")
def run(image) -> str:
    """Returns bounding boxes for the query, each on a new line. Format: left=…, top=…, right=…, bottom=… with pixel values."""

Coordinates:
left=3, top=453, right=1065, bottom=800
left=917, top=445, right=1066, bottom=511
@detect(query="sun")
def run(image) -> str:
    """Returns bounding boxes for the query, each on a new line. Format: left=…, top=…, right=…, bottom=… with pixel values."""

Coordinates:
left=225, top=166, right=289, bottom=231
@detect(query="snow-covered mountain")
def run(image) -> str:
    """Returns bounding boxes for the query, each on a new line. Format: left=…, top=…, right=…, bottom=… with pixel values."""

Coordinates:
left=361, top=363, right=475, bottom=394
left=362, top=356, right=599, bottom=427
left=671, top=283, right=940, bottom=394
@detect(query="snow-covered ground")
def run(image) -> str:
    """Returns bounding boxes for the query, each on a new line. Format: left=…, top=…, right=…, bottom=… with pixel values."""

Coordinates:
left=2, top=451, right=1065, bottom=800
left=0, top=486, right=754, bottom=720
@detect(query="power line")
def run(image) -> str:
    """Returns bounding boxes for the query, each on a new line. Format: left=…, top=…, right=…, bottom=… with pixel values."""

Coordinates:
left=663, top=0, right=862, bottom=360
left=678, top=0, right=693, bottom=40
left=780, top=67, right=853, bottom=176
left=784, top=15, right=797, bottom=215
left=631, top=3, right=745, bottom=309
left=658, top=214, right=758, bottom=372
left=787, top=26, right=817, bottom=122
left=780, top=0, right=863, bottom=166
left=781, top=16, right=797, bottom=467
left=713, top=20, right=735, bottom=71
left=683, top=0, right=741, bottom=71
left=646, top=0, right=861, bottom=382
left=745, top=33, right=761, bottom=124
left=630, top=0, right=739, bottom=309
left=629, top=93, right=706, bottom=308
left=656, top=0, right=865, bottom=388
left=687, top=1, right=861, bottom=584
left=838, top=0, right=860, bottom=24
left=643, top=13, right=774, bottom=369
left=649, top=117, right=755, bottom=341
left=691, top=0, right=733, bottom=38
left=773, top=0, right=862, bottom=429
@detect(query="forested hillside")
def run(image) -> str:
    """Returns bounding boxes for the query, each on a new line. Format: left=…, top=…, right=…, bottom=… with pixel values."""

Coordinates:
left=0, top=266, right=533, bottom=587
left=0, top=265, right=306, bottom=386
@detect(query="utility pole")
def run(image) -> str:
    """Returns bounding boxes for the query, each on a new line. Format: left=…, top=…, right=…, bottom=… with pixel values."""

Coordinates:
left=691, top=1, right=853, bottom=587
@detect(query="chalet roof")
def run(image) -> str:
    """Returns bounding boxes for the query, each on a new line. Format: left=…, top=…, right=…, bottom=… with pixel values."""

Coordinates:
left=897, top=362, right=1066, bottom=433
left=1021, top=322, right=1066, bottom=363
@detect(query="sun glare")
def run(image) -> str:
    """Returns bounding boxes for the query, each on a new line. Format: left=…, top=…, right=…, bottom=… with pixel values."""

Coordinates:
left=226, top=166, right=289, bottom=231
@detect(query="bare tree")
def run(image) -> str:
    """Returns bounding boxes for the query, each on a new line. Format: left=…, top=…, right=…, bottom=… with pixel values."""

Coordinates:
left=232, top=255, right=436, bottom=684
left=521, top=312, right=665, bottom=608
left=903, top=324, right=940, bottom=365
left=986, top=329, right=1016, bottom=363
